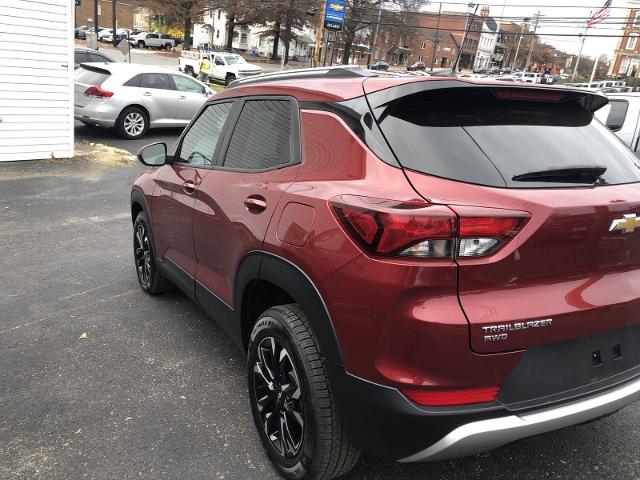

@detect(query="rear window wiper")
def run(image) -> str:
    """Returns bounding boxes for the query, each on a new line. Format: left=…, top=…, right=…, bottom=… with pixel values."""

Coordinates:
left=512, top=166, right=607, bottom=184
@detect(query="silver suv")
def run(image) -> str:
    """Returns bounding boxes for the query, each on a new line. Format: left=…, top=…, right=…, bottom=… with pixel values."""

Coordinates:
left=74, top=63, right=214, bottom=139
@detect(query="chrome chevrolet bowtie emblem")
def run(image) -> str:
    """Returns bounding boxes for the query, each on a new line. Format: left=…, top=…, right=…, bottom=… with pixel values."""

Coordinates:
left=610, top=214, right=639, bottom=234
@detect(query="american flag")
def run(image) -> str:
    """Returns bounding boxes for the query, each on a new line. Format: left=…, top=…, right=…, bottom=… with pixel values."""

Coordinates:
left=586, top=0, right=612, bottom=28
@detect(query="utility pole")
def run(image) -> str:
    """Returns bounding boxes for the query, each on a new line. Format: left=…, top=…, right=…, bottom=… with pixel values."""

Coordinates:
left=523, top=10, right=540, bottom=72
left=572, top=25, right=589, bottom=81
left=511, top=17, right=529, bottom=71
left=590, top=55, right=600, bottom=83
left=313, top=0, right=326, bottom=67
left=367, top=0, right=384, bottom=68
left=283, top=0, right=295, bottom=65
left=93, top=0, right=99, bottom=50
left=112, top=0, right=117, bottom=47
left=430, top=2, right=442, bottom=72
left=452, top=3, right=478, bottom=73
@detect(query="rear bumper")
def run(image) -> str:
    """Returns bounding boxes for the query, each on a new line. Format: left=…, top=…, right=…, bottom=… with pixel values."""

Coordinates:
left=74, top=102, right=119, bottom=128
left=400, top=374, right=640, bottom=462
left=326, top=361, right=640, bottom=462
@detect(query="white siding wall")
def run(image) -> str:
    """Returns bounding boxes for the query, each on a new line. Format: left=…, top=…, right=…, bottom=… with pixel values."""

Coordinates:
left=0, top=0, right=73, bottom=161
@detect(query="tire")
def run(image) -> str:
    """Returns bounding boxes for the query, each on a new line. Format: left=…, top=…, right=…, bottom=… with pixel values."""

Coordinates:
left=248, top=305, right=360, bottom=480
left=137, top=40, right=145, bottom=48
left=132, top=212, right=171, bottom=295
left=185, top=66, right=195, bottom=78
left=116, top=106, right=149, bottom=140
left=225, top=73, right=236, bottom=86
left=165, top=43, right=172, bottom=50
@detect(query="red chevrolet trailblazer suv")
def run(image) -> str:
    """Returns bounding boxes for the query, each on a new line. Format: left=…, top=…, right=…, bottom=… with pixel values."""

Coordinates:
left=131, top=67, right=640, bottom=479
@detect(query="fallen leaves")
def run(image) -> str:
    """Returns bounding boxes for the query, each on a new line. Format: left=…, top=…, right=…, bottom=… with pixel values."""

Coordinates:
left=74, top=428, right=82, bottom=435
left=179, top=395, right=187, bottom=400
left=79, top=332, right=88, bottom=340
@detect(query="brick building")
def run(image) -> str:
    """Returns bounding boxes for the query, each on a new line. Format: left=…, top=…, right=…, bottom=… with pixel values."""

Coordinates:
left=371, top=11, right=471, bottom=69
left=75, top=0, right=136, bottom=29
left=608, top=5, right=640, bottom=78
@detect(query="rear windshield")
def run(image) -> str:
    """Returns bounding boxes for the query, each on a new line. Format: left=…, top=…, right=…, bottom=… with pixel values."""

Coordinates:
left=75, top=67, right=110, bottom=86
left=377, top=88, right=640, bottom=188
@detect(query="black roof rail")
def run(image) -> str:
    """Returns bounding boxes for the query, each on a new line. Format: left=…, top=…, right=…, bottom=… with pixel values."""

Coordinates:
left=227, top=65, right=378, bottom=88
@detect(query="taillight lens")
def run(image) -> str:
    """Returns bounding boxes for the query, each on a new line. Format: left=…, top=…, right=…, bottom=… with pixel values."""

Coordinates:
left=331, top=195, right=529, bottom=259
left=332, top=196, right=455, bottom=257
left=84, top=85, right=114, bottom=98
left=401, top=386, right=500, bottom=406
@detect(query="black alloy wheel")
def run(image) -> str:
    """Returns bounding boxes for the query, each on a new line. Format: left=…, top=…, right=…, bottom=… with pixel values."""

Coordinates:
left=134, top=221, right=151, bottom=287
left=248, top=305, right=360, bottom=480
left=132, top=212, right=170, bottom=295
left=253, top=336, right=305, bottom=458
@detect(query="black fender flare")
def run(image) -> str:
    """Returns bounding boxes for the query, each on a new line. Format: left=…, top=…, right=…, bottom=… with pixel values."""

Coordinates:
left=130, top=188, right=150, bottom=223
left=235, top=251, right=344, bottom=365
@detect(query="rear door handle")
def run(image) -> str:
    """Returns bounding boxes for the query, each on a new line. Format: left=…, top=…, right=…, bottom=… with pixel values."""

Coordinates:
left=178, top=95, right=187, bottom=100
left=143, top=91, right=152, bottom=96
left=244, top=195, right=267, bottom=213
left=182, top=181, right=196, bottom=195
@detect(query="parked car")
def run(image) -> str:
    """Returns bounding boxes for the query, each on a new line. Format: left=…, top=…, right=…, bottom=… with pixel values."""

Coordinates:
left=369, top=60, right=389, bottom=71
left=131, top=66, right=640, bottom=480
left=407, top=61, right=426, bottom=71
left=473, top=67, right=488, bottom=74
left=129, top=32, right=175, bottom=50
left=101, top=28, right=129, bottom=43
left=595, top=92, right=640, bottom=153
left=75, top=26, right=87, bottom=39
left=74, top=63, right=214, bottom=139
left=74, top=46, right=113, bottom=69
left=207, top=52, right=263, bottom=85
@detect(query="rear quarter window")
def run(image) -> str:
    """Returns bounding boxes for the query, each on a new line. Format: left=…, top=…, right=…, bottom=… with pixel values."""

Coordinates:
left=603, top=99, right=629, bottom=131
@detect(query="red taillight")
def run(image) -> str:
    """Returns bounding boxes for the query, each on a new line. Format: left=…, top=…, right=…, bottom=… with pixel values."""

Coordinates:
left=459, top=217, right=522, bottom=237
left=331, top=195, right=529, bottom=259
left=332, top=196, right=455, bottom=257
left=84, top=85, right=113, bottom=98
left=401, top=386, right=500, bottom=406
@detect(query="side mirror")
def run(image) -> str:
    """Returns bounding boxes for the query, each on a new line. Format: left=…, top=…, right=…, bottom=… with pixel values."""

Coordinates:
left=138, top=142, right=167, bottom=166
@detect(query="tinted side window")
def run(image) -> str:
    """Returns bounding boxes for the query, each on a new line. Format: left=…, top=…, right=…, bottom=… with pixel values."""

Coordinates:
left=178, top=103, right=233, bottom=166
left=605, top=99, right=629, bottom=131
left=88, top=53, right=110, bottom=63
left=223, top=100, right=293, bottom=170
left=123, top=74, right=142, bottom=87
left=140, top=73, right=173, bottom=90
left=74, top=51, right=89, bottom=65
left=147, top=34, right=158, bottom=39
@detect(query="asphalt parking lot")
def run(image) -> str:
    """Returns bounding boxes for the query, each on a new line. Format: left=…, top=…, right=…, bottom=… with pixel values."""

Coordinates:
left=2, top=149, right=640, bottom=479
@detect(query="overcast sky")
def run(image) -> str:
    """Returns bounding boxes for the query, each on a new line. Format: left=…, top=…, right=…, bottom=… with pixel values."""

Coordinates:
left=424, top=0, right=640, bottom=59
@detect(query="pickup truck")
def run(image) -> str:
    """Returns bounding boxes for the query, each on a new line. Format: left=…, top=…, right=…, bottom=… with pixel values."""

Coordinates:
left=595, top=93, right=640, bottom=153
left=179, top=50, right=263, bottom=85
left=130, top=32, right=175, bottom=50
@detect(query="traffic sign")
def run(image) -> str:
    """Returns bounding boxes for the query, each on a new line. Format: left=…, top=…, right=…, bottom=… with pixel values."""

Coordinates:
left=324, top=0, right=346, bottom=31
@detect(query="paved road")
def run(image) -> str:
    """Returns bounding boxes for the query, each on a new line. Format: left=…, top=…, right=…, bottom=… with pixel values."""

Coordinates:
left=2, top=156, right=640, bottom=479
left=75, top=121, right=183, bottom=154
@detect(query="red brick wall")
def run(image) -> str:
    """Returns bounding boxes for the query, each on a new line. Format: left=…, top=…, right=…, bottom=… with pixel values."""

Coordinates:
left=75, top=0, right=135, bottom=29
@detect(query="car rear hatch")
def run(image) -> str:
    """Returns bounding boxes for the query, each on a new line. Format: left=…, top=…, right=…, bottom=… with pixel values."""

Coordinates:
left=364, top=79, right=640, bottom=354
left=74, top=64, right=112, bottom=108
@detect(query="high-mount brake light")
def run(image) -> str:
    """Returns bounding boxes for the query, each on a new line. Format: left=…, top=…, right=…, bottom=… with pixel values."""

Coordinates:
left=84, top=85, right=114, bottom=98
left=493, top=89, right=565, bottom=103
left=401, top=386, right=500, bottom=406
left=331, top=196, right=529, bottom=259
